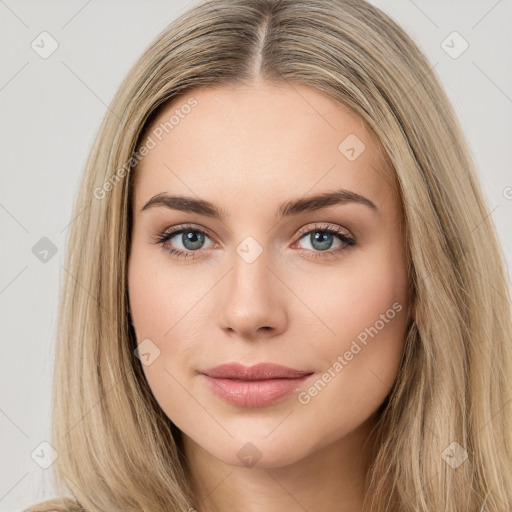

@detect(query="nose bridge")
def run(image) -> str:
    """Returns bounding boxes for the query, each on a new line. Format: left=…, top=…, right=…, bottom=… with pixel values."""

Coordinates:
left=217, top=232, right=287, bottom=337
left=230, top=234, right=272, bottom=300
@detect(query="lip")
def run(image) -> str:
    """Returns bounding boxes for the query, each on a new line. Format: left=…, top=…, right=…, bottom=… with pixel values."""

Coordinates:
left=199, top=363, right=314, bottom=408
left=201, top=362, right=313, bottom=380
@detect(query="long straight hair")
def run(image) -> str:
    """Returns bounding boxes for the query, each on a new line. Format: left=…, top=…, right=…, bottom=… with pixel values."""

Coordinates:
left=27, top=0, right=512, bottom=511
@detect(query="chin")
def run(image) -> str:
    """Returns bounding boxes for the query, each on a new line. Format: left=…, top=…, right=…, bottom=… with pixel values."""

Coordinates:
left=198, top=433, right=315, bottom=469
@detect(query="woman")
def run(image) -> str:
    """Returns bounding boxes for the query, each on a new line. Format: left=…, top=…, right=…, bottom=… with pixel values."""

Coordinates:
left=26, top=0, right=512, bottom=511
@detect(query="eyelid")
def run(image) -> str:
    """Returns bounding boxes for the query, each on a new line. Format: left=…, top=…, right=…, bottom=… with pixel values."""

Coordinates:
left=156, top=223, right=217, bottom=241
left=154, top=222, right=354, bottom=245
left=295, top=222, right=354, bottom=240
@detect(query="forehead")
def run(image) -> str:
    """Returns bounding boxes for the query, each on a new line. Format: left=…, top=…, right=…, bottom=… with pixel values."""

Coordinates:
left=132, top=82, right=397, bottom=215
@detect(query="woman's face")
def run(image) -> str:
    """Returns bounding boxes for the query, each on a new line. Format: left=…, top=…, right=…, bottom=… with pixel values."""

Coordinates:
left=128, top=81, right=410, bottom=468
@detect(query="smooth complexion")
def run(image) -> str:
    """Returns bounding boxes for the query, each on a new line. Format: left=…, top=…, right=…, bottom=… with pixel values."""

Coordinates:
left=128, top=80, right=410, bottom=512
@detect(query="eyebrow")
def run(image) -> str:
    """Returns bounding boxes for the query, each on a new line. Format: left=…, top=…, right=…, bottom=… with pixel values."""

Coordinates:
left=140, top=188, right=378, bottom=219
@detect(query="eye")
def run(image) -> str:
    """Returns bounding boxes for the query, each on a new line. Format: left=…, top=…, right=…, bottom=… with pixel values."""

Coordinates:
left=151, top=222, right=356, bottom=261
left=293, top=223, right=356, bottom=259
left=150, top=224, right=216, bottom=260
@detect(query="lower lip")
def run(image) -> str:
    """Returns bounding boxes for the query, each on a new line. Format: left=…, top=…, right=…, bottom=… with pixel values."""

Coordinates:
left=200, top=374, right=313, bottom=408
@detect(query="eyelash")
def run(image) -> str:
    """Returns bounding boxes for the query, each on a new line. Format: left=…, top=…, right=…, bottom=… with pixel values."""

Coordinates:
left=150, top=223, right=356, bottom=261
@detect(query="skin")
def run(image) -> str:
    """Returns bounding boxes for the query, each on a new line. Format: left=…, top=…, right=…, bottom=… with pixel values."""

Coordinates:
left=127, top=80, right=410, bottom=512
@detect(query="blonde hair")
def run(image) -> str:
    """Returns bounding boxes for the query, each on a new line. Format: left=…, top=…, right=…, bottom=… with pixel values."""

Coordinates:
left=27, top=0, right=512, bottom=511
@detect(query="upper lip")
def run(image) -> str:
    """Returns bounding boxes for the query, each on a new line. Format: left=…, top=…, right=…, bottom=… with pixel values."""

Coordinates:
left=200, top=363, right=313, bottom=381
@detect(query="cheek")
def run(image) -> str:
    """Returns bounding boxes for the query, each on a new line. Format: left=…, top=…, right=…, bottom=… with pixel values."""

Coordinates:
left=301, top=248, right=409, bottom=386
left=290, top=256, right=408, bottom=448
left=127, top=244, right=216, bottom=387
left=127, top=242, right=205, bottom=342
left=128, top=249, right=170, bottom=340
left=305, top=249, right=406, bottom=332
left=127, top=246, right=201, bottom=414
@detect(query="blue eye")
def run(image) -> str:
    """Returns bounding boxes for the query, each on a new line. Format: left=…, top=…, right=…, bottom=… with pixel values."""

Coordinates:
left=151, top=222, right=356, bottom=261
left=152, top=224, right=214, bottom=260
left=294, top=223, right=356, bottom=259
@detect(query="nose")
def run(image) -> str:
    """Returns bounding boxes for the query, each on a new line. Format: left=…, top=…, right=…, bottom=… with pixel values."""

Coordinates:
left=217, top=247, right=288, bottom=341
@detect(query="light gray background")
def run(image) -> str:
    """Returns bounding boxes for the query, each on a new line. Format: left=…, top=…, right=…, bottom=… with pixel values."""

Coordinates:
left=1, top=1, right=511, bottom=511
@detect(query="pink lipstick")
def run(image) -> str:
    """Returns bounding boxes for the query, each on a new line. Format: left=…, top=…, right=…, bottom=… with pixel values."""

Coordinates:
left=199, top=362, right=314, bottom=408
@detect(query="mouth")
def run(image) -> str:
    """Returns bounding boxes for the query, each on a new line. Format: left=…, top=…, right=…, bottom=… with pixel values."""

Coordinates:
left=198, top=362, right=315, bottom=408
